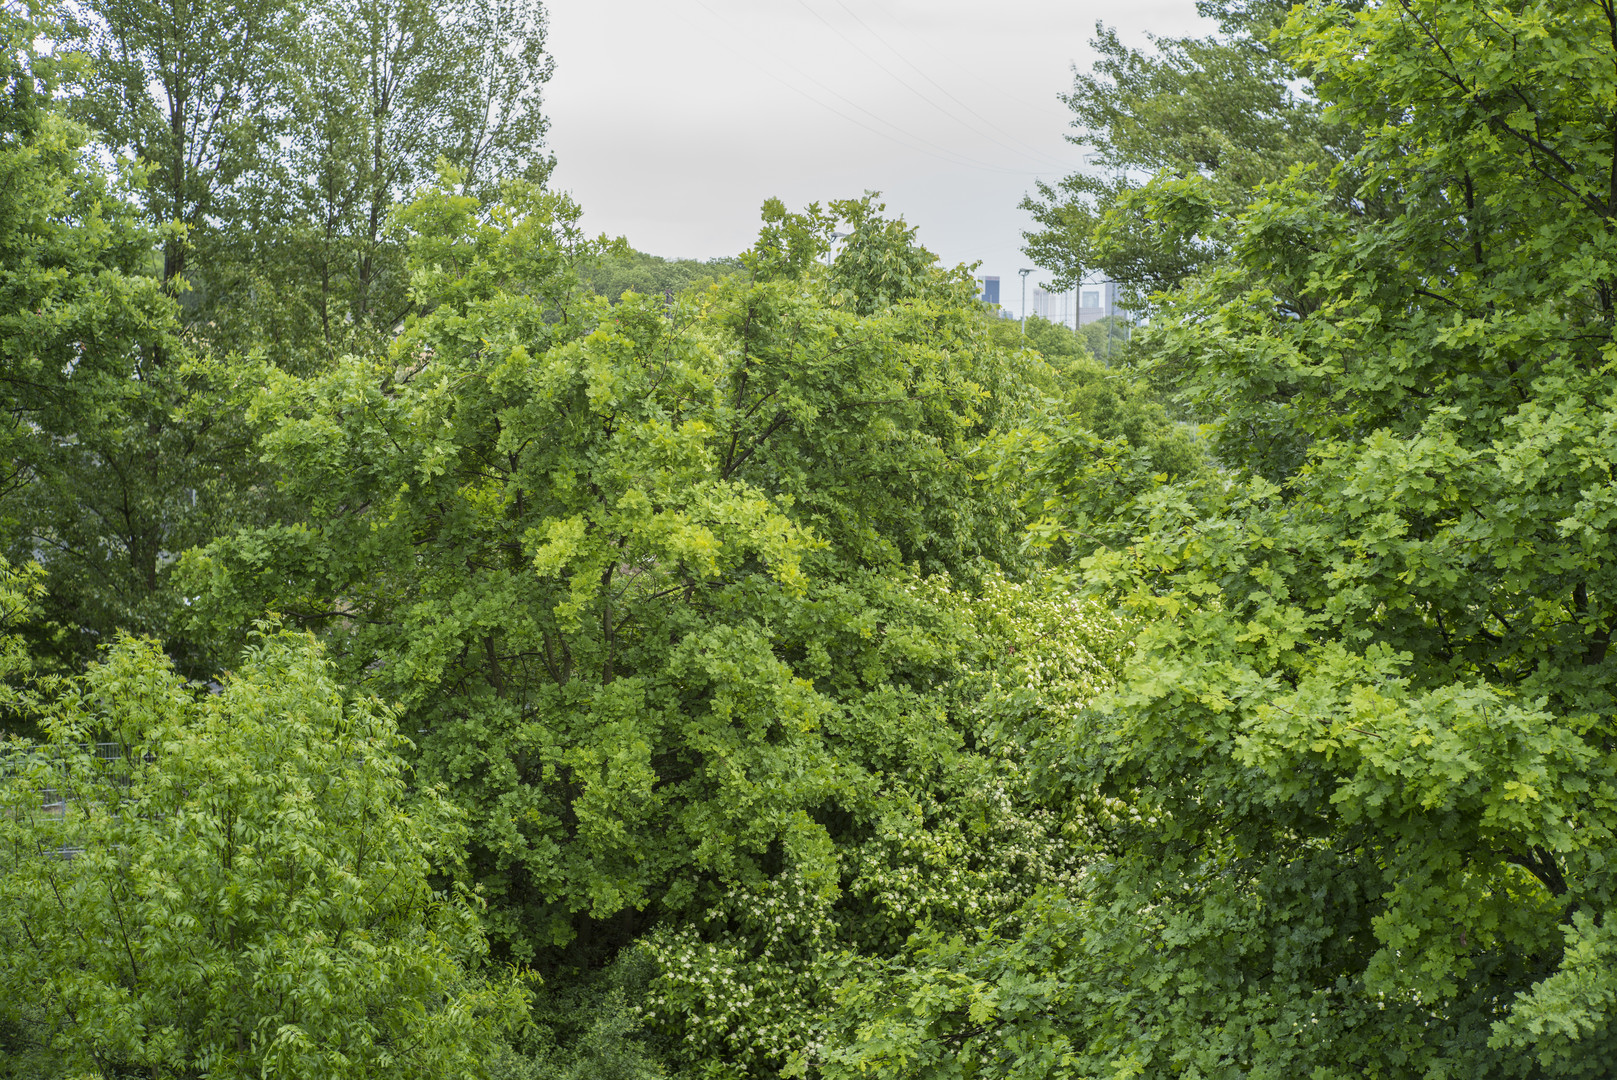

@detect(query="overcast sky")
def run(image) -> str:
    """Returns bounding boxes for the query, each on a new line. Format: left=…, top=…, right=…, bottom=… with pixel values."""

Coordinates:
left=543, top=0, right=1213, bottom=310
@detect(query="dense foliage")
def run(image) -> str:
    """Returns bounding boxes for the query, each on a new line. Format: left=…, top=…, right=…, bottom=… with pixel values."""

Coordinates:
left=822, top=2, right=1617, bottom=1078
left=582, top=249, right=746, bottom=304
left=8, top=0, right=1617, bottom=1076
left=174, top=183, right=1121, bottom=1074
left=0, top=629, right=525, bottom=1078
left=1021, top=0, right=1352, bottom=303
left=0, top=2, right=259, bottom=687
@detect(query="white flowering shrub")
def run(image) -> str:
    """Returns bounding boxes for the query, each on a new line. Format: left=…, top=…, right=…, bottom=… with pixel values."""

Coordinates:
left=634, top=572, right=1136, bottom=1077
left=638, top=866, right=841, bottom=1077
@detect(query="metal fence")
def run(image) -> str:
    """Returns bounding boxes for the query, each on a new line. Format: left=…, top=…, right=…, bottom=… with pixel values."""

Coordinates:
left=0, top=742, right=137, bottom=816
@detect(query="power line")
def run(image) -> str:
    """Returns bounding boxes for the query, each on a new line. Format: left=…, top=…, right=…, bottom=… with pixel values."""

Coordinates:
left=857, top=0, right=1084, bottom=113
left=682, top=0, right=1059, bottom=178
left=815, top=0, right=1075, bottom=170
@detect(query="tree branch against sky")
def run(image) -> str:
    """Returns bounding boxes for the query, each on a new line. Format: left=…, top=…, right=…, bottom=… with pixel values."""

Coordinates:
left=542, top=0, right=1214, bottom=292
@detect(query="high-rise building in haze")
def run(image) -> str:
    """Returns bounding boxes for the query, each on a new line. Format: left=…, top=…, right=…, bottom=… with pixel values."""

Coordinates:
left=1079, top=280, right=1123, bottom=327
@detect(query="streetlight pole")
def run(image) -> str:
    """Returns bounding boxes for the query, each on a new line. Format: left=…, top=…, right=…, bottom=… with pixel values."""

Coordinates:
left=1018, top=268, right=1032, bottom=333
left=827, top=231, right=849, bottom=267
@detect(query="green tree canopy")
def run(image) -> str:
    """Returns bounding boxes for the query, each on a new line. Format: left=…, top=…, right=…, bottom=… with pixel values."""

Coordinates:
left=69, top=0, right=303, bottom=290
left=184, top=185, right=1051, bottom=1020
left=68, top=0, right=554, bottom=365
left=978, top=313, right=1090, bottom=368
left=230, top=0, right=555, bottom=364
left=1020, top=1, right=1350, bottom=301
left=818, top=1, right=1617, bottom=1076
left=0, top=4, right=249, bottom=680
left=582, top=249, right=743, bottom=304
left=0, top=629, right=525, bottom=1078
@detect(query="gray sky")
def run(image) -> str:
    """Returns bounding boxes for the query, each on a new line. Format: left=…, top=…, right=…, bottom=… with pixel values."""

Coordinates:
left=543, top=0, right=1213, bottom=308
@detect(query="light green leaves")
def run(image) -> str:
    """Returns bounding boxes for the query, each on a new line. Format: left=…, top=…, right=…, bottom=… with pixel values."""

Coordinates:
left=0, top=630, right=526, bottom=1078
left=189, top=182, right=1049, bottom=1056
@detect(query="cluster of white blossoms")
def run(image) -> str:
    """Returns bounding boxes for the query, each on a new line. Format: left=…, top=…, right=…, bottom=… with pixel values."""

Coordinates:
left=631, top=571, right=1138, bottom=1077
left=842, top=769, right=1087, bottom=937
left=635, top=865, right=839, bottom=1077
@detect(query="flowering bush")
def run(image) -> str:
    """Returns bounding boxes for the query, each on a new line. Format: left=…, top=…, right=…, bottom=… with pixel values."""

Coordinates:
left=632, top=574, right=1134, bottom=1076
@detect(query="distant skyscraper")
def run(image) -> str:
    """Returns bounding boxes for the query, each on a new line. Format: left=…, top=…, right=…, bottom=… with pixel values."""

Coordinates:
left=1033, top=287, right=1050, bottom=320
left=979, top=276, right=1000, bottom=305
left=1078, top=280, right=1123, bottom=327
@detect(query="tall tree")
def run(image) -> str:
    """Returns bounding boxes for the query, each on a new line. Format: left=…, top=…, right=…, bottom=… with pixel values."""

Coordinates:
left=1020, top=1, right=1348, bottom=301
left=820, top=1, right=1617, bottom=1076
left=8, top=0, right=553, bottom=669
left=0, top=2, right=247, bottom=678
left=69, top=0, right=552, bottom=360
left=221, top=0, right=555, bottom=365
left=70, top=0, right=302, bottom=293
left=329, top=0, right=551, bottom=320
left=442, top=0, right=554, bottom=198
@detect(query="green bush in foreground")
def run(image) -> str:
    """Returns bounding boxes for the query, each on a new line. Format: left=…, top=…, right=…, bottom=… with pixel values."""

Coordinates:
left=0, top=630, right=526, bottom=1079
